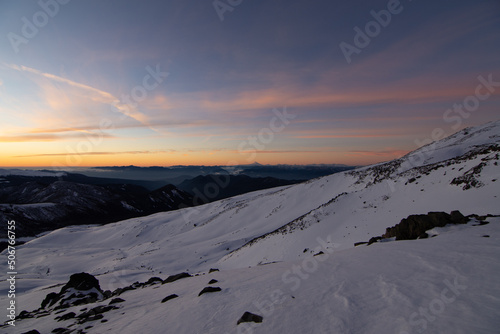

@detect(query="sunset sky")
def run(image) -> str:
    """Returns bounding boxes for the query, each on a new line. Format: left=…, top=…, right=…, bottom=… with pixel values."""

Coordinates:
left=0, top=0, right=499, bottom=167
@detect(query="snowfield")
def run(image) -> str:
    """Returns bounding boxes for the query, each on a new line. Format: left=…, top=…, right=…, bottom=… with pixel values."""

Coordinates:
left=1, top=120, right=499, bottom=333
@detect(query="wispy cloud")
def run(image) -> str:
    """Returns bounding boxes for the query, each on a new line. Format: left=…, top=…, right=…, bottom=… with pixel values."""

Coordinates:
left=13, top=150, right=175, bottom=158
left=3, top=63, right=154, bottom=131
left=0, top=133, right=115, bottom=143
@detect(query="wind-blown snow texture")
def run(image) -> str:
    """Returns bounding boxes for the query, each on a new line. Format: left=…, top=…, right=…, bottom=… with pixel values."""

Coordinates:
left=1, top=120, right=499, bottom=333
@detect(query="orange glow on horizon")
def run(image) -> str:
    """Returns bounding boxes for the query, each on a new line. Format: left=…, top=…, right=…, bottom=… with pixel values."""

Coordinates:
left=0, top=147, right=409, bottom=168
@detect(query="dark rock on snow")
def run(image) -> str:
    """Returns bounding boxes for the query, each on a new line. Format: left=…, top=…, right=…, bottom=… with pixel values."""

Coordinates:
left=77, top=305, right=118, bottom=324
left=51, top=328, right=73, bottom=334
left=40, top=272, right=105, bottom=312
left=237, top=311, right=263, bottom=325
left=367, top=236, right=383, bottom=245
left=108, top=298, right=126, bottom=305
left=198, top=287, right=222, bottom=296
left=383, top=211, right=469, bottom=241
left=163, top=272, right=192, bottom=284
left=55, top=312, right=76, bottom=322
left=354, top=241, right=368, bottom=247
left=145, top=277, right=164, bottom=285
left=41, top=292, right=60, bottom=309
left=161, top=294, right=179, bottom=303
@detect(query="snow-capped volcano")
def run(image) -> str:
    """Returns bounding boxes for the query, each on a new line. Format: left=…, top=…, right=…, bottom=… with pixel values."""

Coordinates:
left=1, top=120, right=499, bottom=333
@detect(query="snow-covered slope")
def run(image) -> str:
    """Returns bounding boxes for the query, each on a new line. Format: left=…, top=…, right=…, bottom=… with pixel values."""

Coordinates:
left=5, top=217, right=500, bottom=334
left=1, top=120, right=499, bottom=333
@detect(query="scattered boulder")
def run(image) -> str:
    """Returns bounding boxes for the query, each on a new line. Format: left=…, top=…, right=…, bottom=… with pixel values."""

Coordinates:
left=237, top=311, right=263, bottom=325
left=163, top=272, right=192, bottom=284
left=209, top=268, right=220, bottom=273
left=198, top=287, right=222, bottom=296
left=208, top=279, right=218, bottom=284
left=161, top=294, right=179, bottom=303
left=103, top=290, right=112, bottom=299
left=354, top=242, right=368, bottom=247
left=383, top=211, right=470, bottom=241
left=21, top=331, right=40, bottom=334
left=313, top=251, right=324, bottom=256
left=472, top=218, right=490, bottom=226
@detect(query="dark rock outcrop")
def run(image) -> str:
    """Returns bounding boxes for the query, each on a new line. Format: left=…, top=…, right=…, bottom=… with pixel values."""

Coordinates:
left=61, top=273, right=101, bottom=293
left=383, top=211, right=469, bottom=241
left=41, top=273, right=104, bottom=310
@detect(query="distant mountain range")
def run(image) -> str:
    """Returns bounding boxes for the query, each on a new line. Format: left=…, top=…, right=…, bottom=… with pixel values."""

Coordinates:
left=37, top=163, right=356, bottom=189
